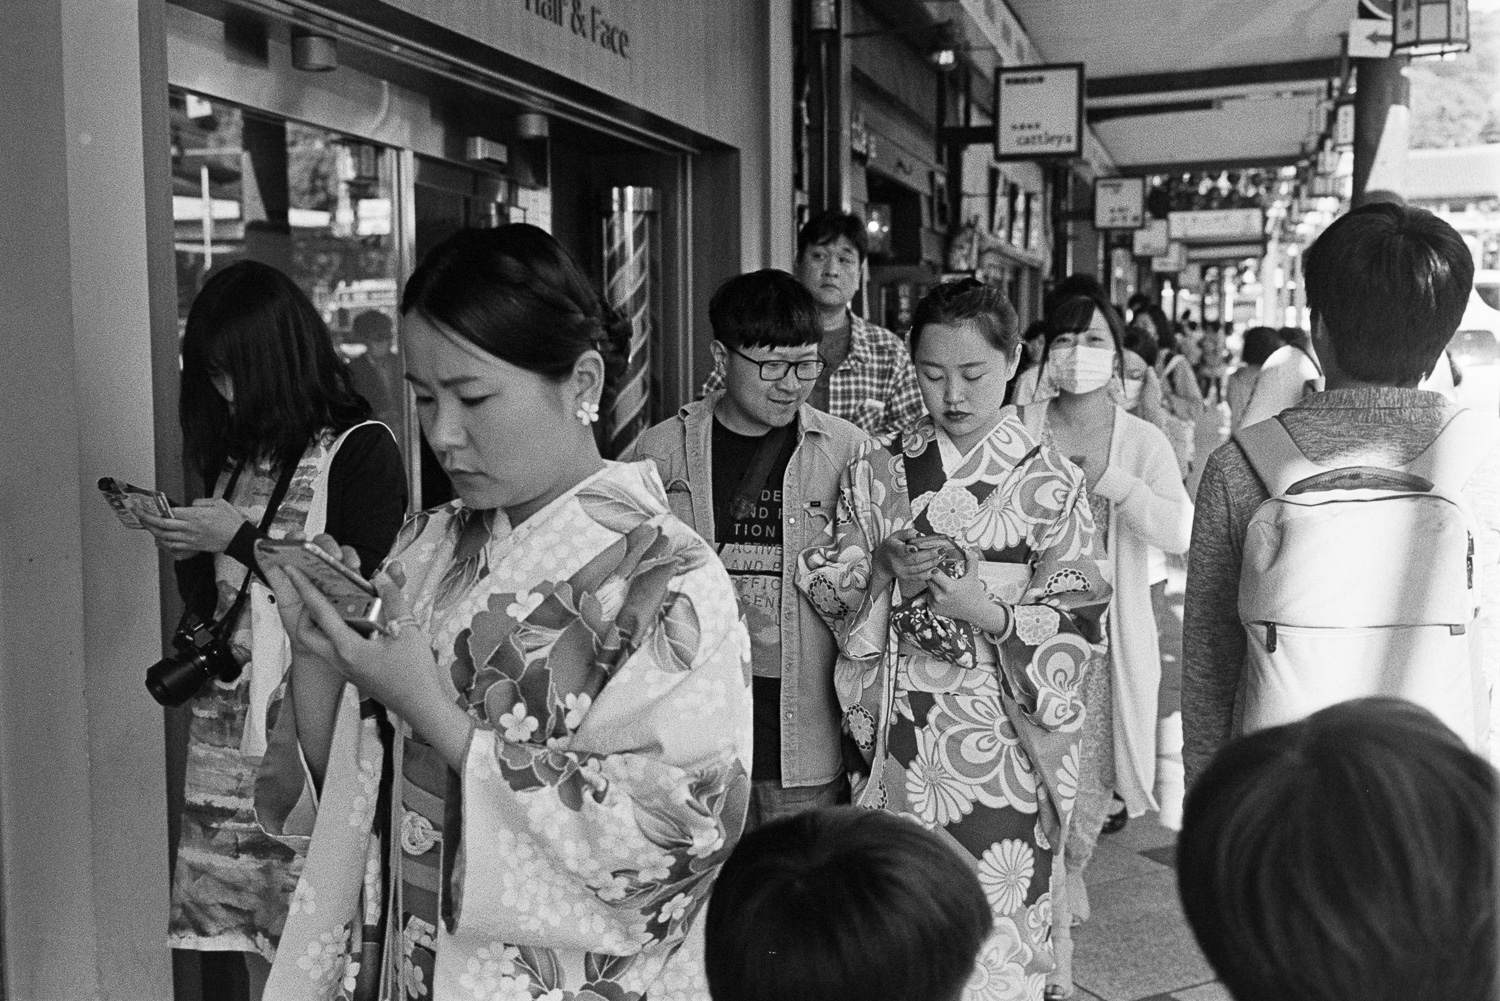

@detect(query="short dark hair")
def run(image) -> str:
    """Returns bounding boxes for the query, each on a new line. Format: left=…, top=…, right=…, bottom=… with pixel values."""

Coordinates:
left=1124, top=316, right=1159, bottom=366
left=797, top=210, right=868, bottom=262
left=1303, top=202, right=1473, bottom=384
left=1045, top=272, right=1111, bottom=318
left=180, top=260, right=369, bottom=481
left=909, top=277, right=1020, bottom=356
left=705, top=807, right=992, bottom=1001
left=401, top=224, right=627, bottom=391
left=1179, top=697, right=1497, bottom=1001
left=709, top=269, right=821, bottom=350
left=1240, top=326, right=1283, bottom=367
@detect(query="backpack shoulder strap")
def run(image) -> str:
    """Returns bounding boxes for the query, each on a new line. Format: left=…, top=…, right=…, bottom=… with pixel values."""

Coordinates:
left=1401, top=409, right=1500, bottom=493
left=1234, top=417, right=1324, bottom=498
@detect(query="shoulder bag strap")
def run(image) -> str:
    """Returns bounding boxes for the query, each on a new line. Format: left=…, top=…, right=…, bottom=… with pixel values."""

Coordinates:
left=217, top=446, right=310, bottom=635
left=1235, top=417, right=1324, bottom=498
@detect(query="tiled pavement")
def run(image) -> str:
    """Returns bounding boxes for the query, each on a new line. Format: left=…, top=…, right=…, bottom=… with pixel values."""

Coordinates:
left=1067, top=809, right=1226, bottom=1001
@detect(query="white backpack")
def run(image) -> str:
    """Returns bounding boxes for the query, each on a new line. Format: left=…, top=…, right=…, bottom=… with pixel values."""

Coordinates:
left=1235, top=410, right=1499, bottom=748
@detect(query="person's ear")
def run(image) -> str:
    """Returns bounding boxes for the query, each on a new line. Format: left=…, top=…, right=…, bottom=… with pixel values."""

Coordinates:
left=568, top=350, right=605, bottom=411
left=709, top=339, right=728, bottom=374
left=1002, top=341, right=1023, bottom=383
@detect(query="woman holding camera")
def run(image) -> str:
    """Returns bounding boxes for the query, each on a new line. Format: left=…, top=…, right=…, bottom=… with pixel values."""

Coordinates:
left=139, top=261, right=406, bottom=997
left=254, top=225, right=752, bottom=1001
left=798, top=279, right=1110, bottom=1001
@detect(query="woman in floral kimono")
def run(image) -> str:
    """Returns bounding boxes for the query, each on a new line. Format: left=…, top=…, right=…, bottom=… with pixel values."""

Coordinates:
left=255, top=225, right=752, bottom=1001
left=798, top=279, right=1109, bottom=1001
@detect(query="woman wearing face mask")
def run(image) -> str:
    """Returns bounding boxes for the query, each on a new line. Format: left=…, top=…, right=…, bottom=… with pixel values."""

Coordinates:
left=254, top=225, right=752, bottom=1001
left=799, top=279, right=1111, bottom=1001
left=1018, top=294, right=1193, bottom=1000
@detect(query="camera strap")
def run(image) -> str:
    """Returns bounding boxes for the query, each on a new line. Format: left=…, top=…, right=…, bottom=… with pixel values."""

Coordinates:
left=215, top=446, right=307, bottom=638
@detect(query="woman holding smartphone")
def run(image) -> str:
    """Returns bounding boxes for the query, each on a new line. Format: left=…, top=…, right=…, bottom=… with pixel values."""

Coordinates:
left=255, top=225, right=752, bottom=1001
left=1017, top=293, right=1193, bottom=998
left=139, top=260, right=406, bottom=998
left=798, top=278, right=1110, bottom=1001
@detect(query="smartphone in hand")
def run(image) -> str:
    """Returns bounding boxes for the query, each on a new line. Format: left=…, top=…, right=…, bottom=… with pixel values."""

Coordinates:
left=99, top=477, right=173, bottom=529
left=911, top=533, right=968, bottom=578
left=253, top=538, right=384, bottom=636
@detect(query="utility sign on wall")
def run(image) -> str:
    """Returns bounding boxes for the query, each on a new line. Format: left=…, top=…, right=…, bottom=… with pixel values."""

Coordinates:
left=994, top=64, right=1084, bottom=160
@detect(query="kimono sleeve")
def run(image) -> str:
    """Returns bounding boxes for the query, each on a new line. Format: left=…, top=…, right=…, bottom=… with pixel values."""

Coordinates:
left=445, top=545, right=753, bottom=959
left=992, top=450, right=1112, bottom=734
left=795, top=439, right=907, bottom=661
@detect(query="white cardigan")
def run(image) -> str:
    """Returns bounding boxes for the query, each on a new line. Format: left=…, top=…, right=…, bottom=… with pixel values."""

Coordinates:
left=1021, top=405, right=1194, bottom=816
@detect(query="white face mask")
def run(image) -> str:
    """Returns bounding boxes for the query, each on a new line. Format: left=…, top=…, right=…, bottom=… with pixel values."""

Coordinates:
left=1049, top=345, right=1117, bottom=394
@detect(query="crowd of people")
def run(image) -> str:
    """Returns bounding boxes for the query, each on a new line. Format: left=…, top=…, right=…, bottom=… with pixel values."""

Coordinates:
left=137, top=201, right=1497, bottom=1001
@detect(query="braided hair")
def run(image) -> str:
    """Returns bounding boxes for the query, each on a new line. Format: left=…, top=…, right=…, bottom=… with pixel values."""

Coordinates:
left=400, top=225, right=629, bottom=397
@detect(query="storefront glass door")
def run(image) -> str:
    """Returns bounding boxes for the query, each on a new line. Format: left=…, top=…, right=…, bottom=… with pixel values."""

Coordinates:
left=169, top=88, right=407, bottom=474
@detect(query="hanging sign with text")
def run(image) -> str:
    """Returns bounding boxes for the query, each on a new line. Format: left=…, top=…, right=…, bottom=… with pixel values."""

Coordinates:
left=1152, top=241, right=1188, bottom=273
left=994, top=63, right=1084, bottom=160
left=1133, top=218, right=1170, bottom=257
left=1094, top=177, right=1145, bottom=230
left=1167, top=208, right=1266, bottom=244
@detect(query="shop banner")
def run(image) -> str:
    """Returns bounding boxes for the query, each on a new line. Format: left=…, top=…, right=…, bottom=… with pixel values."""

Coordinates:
left=1167, top=208, right=1266, bottom=244
left=1152, top=241, right=1187, bottom=273
left=1094, top=177, right=1145, bottom=230
left=994, top=64, right=1084, bottom=160
left=1133, top=218, right=1170, bottom=257
left=1185, top=242, right=1265, bottom=262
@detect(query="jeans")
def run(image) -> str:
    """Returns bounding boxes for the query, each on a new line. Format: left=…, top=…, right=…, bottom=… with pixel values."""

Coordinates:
left=744, top=775, right=849, bottom=831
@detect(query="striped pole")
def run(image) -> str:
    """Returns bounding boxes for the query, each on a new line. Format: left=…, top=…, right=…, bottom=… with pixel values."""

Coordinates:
left=601, top=186, right=658, bottom=458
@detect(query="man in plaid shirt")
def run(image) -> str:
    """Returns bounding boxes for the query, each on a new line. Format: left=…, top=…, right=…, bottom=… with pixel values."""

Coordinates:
left=702, top=211, right=926, bottom=439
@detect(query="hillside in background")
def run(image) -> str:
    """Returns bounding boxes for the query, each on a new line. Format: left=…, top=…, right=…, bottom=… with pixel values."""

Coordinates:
left=1410, top=10, right=1500, bottom=147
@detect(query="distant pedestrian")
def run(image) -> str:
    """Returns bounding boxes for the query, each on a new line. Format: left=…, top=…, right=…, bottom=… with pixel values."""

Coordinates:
left=1237, top=326, right=1323, bottom=428
left=1224, top=325, right=1282, bottom=434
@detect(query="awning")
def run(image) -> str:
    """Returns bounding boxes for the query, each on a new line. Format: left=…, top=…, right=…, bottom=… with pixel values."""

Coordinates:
left=948, top=0, right=1352, bottom=174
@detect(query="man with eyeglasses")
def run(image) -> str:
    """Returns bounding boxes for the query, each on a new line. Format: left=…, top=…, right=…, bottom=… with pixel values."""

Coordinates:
left=626, top=269, right=868, bottom=827
left=701, top=210, right=927, bottom=438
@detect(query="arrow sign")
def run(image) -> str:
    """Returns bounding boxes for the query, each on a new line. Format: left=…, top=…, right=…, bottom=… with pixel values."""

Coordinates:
left=1348, top=17, right=1394, bottom=57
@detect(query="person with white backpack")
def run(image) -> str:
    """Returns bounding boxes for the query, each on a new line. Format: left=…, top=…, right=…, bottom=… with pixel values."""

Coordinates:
left=1182, top=202, right=1500, bottom=787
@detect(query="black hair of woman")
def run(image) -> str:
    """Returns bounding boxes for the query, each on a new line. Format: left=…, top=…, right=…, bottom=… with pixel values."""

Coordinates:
left=1240, top=326, right=1283, bottom=367
left=180, top=260, right=370, bottom=483
left=400, top=224, right=630, bottom=403
left=908, top=276, right=1020, bottom=356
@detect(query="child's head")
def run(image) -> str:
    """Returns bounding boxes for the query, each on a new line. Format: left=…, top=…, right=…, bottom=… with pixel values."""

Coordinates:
left=1179, top=697, right=1497, bottom=1001
left=705, top=807, right=991, bottom=1001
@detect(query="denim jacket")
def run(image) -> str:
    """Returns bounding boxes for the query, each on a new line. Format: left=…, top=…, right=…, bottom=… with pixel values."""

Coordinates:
left=623, top=397, right=870, bottom=786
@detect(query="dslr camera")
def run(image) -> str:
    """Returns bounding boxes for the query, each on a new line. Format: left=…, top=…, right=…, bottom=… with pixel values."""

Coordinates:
left=145, top=612, right=242, bottom=707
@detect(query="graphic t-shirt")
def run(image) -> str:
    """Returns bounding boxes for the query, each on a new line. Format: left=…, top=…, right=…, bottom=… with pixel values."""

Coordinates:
left=711, top=417, right=798, bottom=781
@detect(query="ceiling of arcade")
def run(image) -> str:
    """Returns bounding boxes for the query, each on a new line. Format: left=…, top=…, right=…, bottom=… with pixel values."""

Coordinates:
left=924, top=0, right=1357, bottom=174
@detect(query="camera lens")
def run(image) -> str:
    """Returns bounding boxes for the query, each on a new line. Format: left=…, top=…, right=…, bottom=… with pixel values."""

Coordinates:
left=145, top=649, right=212, bottom=707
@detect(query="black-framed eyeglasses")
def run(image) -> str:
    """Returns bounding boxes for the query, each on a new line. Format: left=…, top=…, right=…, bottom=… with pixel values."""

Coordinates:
left=729, top=346, right=827, bottom=382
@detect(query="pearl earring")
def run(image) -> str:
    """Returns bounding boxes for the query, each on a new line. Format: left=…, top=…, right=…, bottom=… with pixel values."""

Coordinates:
left=575, top=400, right=600, bottom=426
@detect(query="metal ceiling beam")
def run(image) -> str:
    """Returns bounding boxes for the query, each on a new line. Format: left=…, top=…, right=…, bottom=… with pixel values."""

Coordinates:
left=1086, top=57, right=1342, bottom=99
left=1118, top=154, right=1303, bottom=175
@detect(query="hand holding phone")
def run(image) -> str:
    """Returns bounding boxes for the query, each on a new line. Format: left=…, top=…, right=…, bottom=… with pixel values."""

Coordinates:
left=99, top=477, right=173, bottom=529
left=910, top=534, right=969, bottom=579
left=254, top=538, right=384, bottom=636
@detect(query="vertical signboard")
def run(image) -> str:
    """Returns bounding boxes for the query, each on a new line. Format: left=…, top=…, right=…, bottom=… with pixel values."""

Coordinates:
left=994, top=64, right=1084, bottom=160
left=1093, top=177, right=1145, bottom=230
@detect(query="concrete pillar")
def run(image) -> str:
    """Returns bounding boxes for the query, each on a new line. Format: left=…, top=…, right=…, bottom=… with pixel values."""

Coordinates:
left=1352, top=55, right=1412, bottom=207
left=0, top=1, right=173, bottom=998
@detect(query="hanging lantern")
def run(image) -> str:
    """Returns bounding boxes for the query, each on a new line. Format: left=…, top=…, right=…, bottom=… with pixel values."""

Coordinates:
left=1393, top=0, right=1469, bottom=58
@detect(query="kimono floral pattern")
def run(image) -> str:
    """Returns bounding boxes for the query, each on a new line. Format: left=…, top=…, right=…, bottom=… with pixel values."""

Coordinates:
left=797, top=412, right=1109, bottom=1001
left=258, top=461, right=753, bottom=1001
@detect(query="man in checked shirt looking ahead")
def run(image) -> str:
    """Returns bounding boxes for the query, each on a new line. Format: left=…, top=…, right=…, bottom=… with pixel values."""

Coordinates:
left=703, top=210, right=927, bottom=439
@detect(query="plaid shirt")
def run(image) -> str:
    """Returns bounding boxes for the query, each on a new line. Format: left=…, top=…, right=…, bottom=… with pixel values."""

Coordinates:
left=700, top=312, right=926, bottom=437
